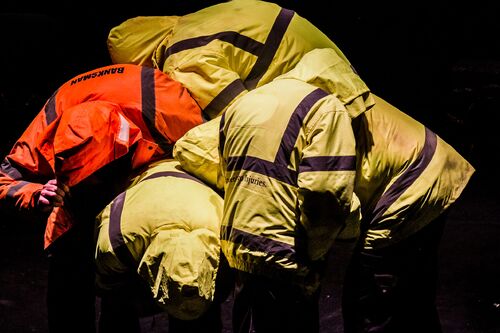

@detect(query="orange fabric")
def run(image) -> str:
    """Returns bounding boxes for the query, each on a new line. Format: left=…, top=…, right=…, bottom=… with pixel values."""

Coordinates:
left=0, top=64, right=202, bottom=249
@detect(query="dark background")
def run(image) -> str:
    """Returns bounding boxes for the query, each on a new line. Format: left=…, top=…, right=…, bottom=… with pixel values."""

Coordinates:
left=1, top=1, right=499, bottom=332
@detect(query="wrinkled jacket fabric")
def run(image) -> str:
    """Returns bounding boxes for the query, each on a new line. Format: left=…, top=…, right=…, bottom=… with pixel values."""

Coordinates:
left=282, top=49, right=476, bottom=249
left=219, top=66, right=362, bottom=291
left=95, top=159, right=223, bottom=320
left=0, top=64, right=202, bottom=248
left=173, top=116, right=224, bottom=191
left=107, top=0, right=373, bottom=120
left=353, top=96, right=475, bottom=249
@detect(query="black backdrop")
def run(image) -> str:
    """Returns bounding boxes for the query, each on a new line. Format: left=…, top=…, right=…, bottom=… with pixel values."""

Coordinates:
left=0, top=2, right=499, bottom=332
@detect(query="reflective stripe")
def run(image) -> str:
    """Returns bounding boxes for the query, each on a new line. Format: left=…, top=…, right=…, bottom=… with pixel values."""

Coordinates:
left=227, top=155, right=296, bottom=185
left=0, top=158, right=22, bottom=180
left=276, top=88, right=328, bottom=166
left=244, top=8, right=294, bottom=89
left=140, top=67, right=172, bottom=155
left=7, top=180, right=29, bottom=198
left=299, top=155, right=356, bottom=172
left=165, top=31, right=264, bottom=57
left=108, top=192, right=137, bottom=269
left=219, top=112, right=226, bottom=156
left=221, top=225, right=296, bottom=261
left=108, top=170, right=206, bottom=269
left=44, top=91, right=58, bottom=125
left=204, top=79, right=246, bottom=119
left=117, top=113, right=130, bottom=143
left=367, top=127, right=438, bottom=226
left=225, top=89, right=329, bottom=186
left=169, top=9, right=294, bottom=116
left=141, top=170, right=204, bottom=185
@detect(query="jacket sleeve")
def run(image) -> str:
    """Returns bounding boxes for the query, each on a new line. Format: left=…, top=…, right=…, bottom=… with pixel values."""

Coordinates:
left=297, top=97, right=358, bottom=261
left=0, top=110, right=55, bottom=211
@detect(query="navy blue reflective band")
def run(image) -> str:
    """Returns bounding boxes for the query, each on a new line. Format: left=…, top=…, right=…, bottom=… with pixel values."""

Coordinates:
left=367, top=127, right=438, bottom=225
left=109, top=192, right=137, bottom=269
left=141, top=67, right=173, bottom=155
left=221, top=225, right=296, bottom=261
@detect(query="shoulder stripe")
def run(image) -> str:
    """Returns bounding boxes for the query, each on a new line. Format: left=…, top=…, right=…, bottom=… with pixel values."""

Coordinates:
left=141, top=67, right=173, bottom=156
left=140, top=170, right=204, bottom=185
left=166, top=31, right=264, bottom=57
left=204, top=79, right=246, bottom=119
left=44, top=91, right=58, bottom=125
left=244, top=8, right=294, bottom=89
left=275, top=88, right=328, bottom=166
left=108, top=192, right=137, bottom=269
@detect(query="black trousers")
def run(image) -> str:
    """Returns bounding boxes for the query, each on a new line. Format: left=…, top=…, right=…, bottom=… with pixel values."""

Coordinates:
left=46, top=221, right=97, bottom=333
left=342, top=215, right=447, bottom=333
left=232, top=271, right=320, bottom=333
left=98, top=251, right=234, bottom=333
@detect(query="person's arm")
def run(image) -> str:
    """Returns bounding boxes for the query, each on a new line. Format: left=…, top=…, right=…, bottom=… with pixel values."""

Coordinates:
left=0, top=163, right=43, bottom=211
left=0, top=110, right=56, bottom=212
left=297, top=97, right=359, bottom=261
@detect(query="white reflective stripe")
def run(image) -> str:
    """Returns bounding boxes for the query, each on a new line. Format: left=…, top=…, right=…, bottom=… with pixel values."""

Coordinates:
left=118, top=113, right=130, bottom=143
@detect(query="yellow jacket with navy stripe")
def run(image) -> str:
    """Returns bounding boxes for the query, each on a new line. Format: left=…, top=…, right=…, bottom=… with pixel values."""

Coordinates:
left=94, top=159, right=223, bottom=320
left=107, top=0, right=373, bottom=120
left=280, top=49, right=476, bottom=249
left=218, top=59, right=362, bottom=290
left=174, top=47, right=475, bottom=254
left=352, top=96, right=475, bottom=249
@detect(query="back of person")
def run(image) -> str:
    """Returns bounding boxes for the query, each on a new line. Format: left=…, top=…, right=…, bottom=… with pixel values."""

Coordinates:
left=220, top=71, right=363, bottom=282
left=107, top=0, right=362, bottom=119
left=341, top=96, right=475, bottom=333
left=245, top=47, right=475, bottom=332
left=354, top=94, right=475, bottom=249
left=219, top=56, right=365, bottom=331
left=95, top=159, right=225, bottom=332
left=0, top=63, right=203, bottom=247
left=279, top=48, right=475, bottom=243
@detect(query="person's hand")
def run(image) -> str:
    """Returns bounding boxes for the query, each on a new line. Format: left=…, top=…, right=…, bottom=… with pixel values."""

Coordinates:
left=37, top=179, right=70, bottom=213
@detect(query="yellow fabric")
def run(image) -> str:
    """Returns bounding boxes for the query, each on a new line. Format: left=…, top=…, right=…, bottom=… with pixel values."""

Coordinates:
left=356, top=95, right=475, bottom=249
left=220, top=77, right=359, bottom=292
left=107, top=0, right=366, bottom=119
left=281, top=48, right=475, bottom=249
left=278, top=48, right=375, bottom=118
left=107, top=16, right=179, bottom=67
left=95, top=159, right=223, bottom=320
left=173, top=117, right=223, bottom=191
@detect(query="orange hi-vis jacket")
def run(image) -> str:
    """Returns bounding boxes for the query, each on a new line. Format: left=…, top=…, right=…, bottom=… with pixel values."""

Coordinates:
left=0, top=64, right=202, bottom=248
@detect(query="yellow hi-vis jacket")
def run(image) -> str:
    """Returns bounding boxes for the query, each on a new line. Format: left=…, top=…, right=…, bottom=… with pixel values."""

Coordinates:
left=280, top=48, right=476, bottom=249
left=107, top=0, right=373, bottom=120
left=353, top=95, right=475, bottom=249
left=95, top=159, right=223, bottom=320
left=219, top=68, right=362, bottom=291
left=174, top=47, right=476, bottom=254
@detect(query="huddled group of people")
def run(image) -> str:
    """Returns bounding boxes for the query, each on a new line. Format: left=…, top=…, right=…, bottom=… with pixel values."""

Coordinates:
left=0, top=1, right=474, bottom=333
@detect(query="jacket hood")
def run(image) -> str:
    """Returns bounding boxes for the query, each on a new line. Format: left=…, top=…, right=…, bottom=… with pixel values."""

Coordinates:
left=108, top=16, right=179, bottom=67
left=277, top=48, right=375, bottom=118
left=139, top=228, right=221, bottom=320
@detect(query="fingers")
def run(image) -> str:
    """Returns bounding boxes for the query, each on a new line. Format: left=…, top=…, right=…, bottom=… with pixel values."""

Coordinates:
left=37, top=179, right=71, bottom=210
